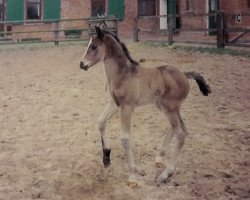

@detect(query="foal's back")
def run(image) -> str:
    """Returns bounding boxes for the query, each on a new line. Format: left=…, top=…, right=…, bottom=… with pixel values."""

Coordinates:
left=135, top=64, right=190, bottom=106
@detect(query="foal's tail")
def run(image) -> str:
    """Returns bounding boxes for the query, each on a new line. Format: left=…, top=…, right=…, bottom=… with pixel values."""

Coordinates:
left=184, top=72, right=211, bottom=96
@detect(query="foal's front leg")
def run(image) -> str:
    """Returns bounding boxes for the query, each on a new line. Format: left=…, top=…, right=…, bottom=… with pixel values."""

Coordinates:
left=120, top=105, right=137, bottom=187
left=98, top=100, right=118, bottom=167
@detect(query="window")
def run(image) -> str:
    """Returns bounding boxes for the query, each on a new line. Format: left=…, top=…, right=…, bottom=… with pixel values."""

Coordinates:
left=26, top=0, right=41, bottom=20
left=210, top=0, right=219, bottom=11
left=138, top=0, right=156, bottom=16
left=92, top=0, right=105, bottom=16
left=186, top=0, right=193, bottom=11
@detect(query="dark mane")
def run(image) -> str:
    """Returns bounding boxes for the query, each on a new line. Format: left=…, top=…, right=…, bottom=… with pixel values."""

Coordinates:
left=102, top=30, right=139, bottom=66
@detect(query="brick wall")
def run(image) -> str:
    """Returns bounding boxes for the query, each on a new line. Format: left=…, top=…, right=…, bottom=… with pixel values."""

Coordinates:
left=60, top=0, right=90, bottom=30
left=221, top=0, right=250, bottom=27
left=221, top=0, right=250, bottom=41
left=10, top=0, right=91, bottom=41
left=178, top=0, right=207, bottom=29
left=11, top=23, right=55, bottom=42
left=221, top=0, right=249, bottom=12
left=118, top=0, right=137, bottom=37
left=178, top=0, right=250, bottom=40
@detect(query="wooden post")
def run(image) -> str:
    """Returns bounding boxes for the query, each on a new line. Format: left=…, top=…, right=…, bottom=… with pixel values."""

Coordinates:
left=114, top=18, right=118, bottom=36
left=88, top=21, right=91, bottom=38
left=223, top=13, right=229, bottom=43
left=54, top=21, right=59, bottom=46
left=133, top=17, right=139, bottom=42
left=168, top=14, right=174, bottom=45
left=216, top=11, right=225, bottom=48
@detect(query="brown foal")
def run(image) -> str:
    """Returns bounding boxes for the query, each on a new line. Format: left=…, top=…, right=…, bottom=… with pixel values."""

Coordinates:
left=80, top=27, right=211, bottom=187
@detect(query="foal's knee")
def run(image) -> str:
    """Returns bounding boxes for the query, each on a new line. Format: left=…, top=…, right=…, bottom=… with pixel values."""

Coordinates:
left=121, top=135, right=130, bottom=151
left=175, top=130, right=187, bottom=147
left=97, top=117, right=106, bottom=132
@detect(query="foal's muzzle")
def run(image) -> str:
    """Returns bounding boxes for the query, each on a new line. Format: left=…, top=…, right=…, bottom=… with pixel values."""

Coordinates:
left=80, top=61, right=89, bottom=71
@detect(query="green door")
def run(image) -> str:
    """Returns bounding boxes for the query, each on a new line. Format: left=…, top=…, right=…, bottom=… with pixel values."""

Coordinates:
left=209, top=0, right=220, bottom=35
left=108, top=0, right=124, bottom=21
left=167, top=0, right=177, bottom=29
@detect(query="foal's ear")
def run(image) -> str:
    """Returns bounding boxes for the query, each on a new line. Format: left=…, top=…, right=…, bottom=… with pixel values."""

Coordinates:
left=95, top=26, right=105, bottom=39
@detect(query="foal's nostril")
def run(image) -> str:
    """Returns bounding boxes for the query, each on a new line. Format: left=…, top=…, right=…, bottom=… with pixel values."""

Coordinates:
left=80, top=61, right=89, bottom=71
left=80, top=61, right=84, bottom=69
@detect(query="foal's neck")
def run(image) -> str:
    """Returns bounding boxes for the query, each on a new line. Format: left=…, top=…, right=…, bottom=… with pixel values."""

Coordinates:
left=103, top=36, right=130, bottom=85
left=103, top=57, right=130, bottom=87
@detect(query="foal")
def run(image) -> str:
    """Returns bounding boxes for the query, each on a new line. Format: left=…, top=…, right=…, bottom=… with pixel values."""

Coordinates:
left=80, top=27, right=211, bottom=187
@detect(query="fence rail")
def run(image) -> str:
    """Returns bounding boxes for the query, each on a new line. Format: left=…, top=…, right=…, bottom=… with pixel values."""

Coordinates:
left=0, top=16, right=118, bottom=45
left=134, top=12, right=250, bottom=48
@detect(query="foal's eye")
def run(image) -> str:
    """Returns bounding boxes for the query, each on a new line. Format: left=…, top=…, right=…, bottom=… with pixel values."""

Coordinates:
left=91, top=45, right=97, bottom=50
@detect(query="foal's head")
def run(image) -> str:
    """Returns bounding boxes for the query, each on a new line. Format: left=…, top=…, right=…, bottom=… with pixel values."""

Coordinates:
left=80, top=27, right=105, bottom=71
left=80, top=26, right=138, bottom=71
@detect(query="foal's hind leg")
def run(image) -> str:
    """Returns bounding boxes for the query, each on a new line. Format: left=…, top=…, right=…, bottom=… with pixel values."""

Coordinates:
left=156, top=110, right=188, bottom=185
left=155, top=128, right=174, bottom=167
left=98, top=100, right=118, bottom=167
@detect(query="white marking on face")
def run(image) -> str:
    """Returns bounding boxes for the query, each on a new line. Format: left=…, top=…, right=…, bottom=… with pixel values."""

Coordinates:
left=81, top=38, right=92, bottom=66
left=83, top=38, right=92, bottom=57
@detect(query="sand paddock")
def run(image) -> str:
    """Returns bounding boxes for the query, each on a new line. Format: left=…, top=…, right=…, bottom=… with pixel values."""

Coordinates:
left=0, top=42, right=249, bottom=200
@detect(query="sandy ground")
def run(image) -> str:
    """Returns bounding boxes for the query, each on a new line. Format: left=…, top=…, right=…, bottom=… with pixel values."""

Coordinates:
left=0, top=42, right=249, bottom=200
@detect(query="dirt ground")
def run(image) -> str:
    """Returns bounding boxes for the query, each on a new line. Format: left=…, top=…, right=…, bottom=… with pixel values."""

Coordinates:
left=0, top=42, right=249, bottom=200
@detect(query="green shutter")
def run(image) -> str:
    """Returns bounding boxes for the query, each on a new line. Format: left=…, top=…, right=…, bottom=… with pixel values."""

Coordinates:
left=167, top=0, right=176, bottom=15
left=167, top=0, right=177, bottom=29
left=6, top=0, right=24, bottom=22
left=44, top=0, right=61, bottom=20
left=108, top=0, right=124, bottom=21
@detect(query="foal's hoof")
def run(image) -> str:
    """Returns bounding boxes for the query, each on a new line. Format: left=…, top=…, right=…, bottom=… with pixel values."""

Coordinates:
left=103, top=161, right=111, bottom=168
left=127, top=179, right=138, bottom=188
left=155, top=157, right=164, bottom=168
left=103, top=148, right=111, bottom=168
left=156, top=174, right=169, bottom=186
left=156, top=170, right=174, bottom=186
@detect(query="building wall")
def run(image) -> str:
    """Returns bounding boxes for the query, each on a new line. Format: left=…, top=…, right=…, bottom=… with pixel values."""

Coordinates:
left=10, top=0, right=91, bottom=41
left=11, top=23, right=55, bottom=42
left=60, top=0, right=90, bottom=30
left=178, top=0, right=207, bottom=29
left=177, top=0, right=250, bottom=40
left=7, top=0, right=250, bottom=41
left=10, top=0, right=139, bottom=40
left=221, top=0, right=250, bottom=28
left=178, top=0, right=250, bottom=29
left=221, top=0, right=250, bottom=13
left=220, top=0, right=250, bottom=40
left=118, top=0, right=137, bottom=37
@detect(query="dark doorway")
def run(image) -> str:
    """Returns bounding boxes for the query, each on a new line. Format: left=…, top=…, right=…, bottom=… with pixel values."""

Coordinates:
left=208, top=0, right=220, bottom=35
left=0, top=0, right=4, bottom=36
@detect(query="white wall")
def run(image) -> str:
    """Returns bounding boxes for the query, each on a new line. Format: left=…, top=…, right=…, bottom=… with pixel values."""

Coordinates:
left=160, top=0, right=168, bottom=29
